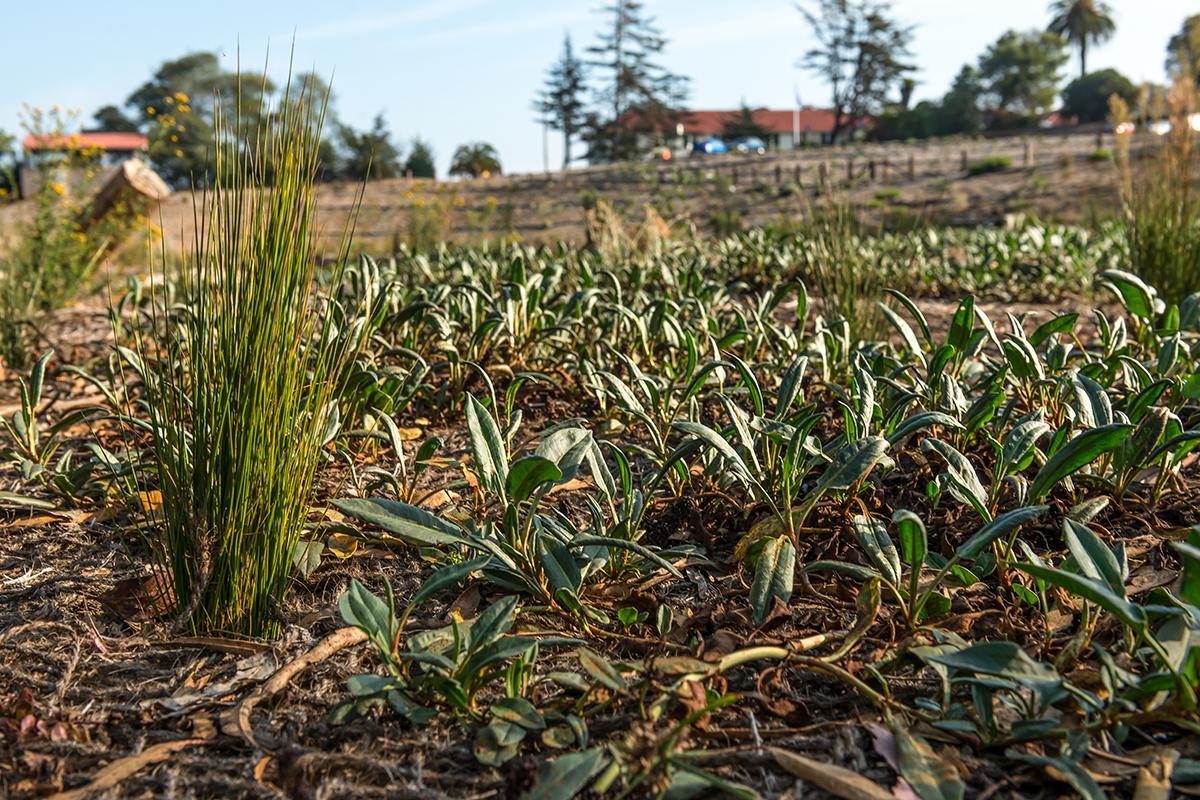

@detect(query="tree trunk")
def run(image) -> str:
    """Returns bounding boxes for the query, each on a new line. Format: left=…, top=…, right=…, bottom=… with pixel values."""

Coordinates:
left=1080, top=40, right=1087, bottom=78
left=563, top=131, right=572, bottom=171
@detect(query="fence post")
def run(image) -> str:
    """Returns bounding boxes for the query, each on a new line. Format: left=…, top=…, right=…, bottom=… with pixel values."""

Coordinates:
left=1023, top=138, right=1032, bottom=168
left=961, top=150, right=968, bottom=172
left=775, top=164, right=782, bottom=184
left=794, top=164, right=802, bottom=186
left=908, top=154, right=915, bottom=179
left=869, top=160, right=876, bottom=181
left=819, top=161, right=828, bottom=188
left=847, top=158, right=854, bottom=184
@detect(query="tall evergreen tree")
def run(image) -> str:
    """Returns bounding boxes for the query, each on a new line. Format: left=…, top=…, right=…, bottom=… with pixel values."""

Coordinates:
left=534, top=34, right=587, bottom=169
left=1166, top=14, right=1200, bottom=81
left=338, top=114, right=403, bottom=181
left=797, top=0, right=915, bottom=144
left=1047, top=0, right=1116, bottom=78
left=584, top=1, right=688, bottom=163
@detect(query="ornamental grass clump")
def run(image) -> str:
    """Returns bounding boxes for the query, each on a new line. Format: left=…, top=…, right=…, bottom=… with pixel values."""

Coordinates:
left=1112, top=73, right=1200, bottom=303
left=137, top=77, right=354, bottom=636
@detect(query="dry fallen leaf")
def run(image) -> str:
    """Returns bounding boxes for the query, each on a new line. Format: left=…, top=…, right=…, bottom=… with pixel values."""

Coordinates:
left=137, top=490, right=163, bottom=513
left=326, top=532, right=359, bottom=559
left=770, top=747, right=893, bottom=800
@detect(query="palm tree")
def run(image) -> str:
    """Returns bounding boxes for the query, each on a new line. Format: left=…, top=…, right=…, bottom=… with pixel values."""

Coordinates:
left=1048, top=0, right=1116, bottom=78
left=449, top=143, right=502, bottom=179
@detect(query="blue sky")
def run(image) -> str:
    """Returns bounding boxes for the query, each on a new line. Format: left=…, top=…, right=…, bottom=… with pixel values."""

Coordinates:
left=2, top=0, right=1193, bottom=174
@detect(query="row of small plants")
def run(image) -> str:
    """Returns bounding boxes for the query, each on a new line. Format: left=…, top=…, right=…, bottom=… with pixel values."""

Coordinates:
left=2, top=82, right=1198, bottom=797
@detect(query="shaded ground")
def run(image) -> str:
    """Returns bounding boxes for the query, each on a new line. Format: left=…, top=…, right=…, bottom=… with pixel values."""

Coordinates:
left=3, top=288, right=1194, bottom=799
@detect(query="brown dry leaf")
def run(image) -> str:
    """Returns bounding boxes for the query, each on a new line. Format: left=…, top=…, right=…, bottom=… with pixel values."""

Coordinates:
left=138, top=490, right=163, bottom=513
left=47, top=738, right=206, bottom=800
left=71, top=505, right=123, bottom=525
left=420, top=489, right=459, bottom=509
left=253, top=755, right=274, bottom=784
left=548, top=477, right=591, bottom=495
left=769, top=747, right=893, bottom=800
left=7, top=514, right=64, bottom=529
left=398, top=427, right=423, bottom=441
left=326, top=533, right=359, bottom=559
left=1133, top=749, right=1179, bottom=800
left=450, top=585, right=481, bottom=620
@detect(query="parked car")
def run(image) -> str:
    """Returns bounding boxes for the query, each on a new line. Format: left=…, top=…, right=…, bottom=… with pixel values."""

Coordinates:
left=691, top=138, right=727, bottom=155
left=730, top=136, right=766, bottom=154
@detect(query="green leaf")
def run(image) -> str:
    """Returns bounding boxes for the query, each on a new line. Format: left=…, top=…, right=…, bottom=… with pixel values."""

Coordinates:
left=506, top=455, right=563, bottom=503
left=892, top=509, right=927, bottom=568
left=534, top=427, right=593, bottom=482
left=929, top=641, right=1063, bottom=699
left=339, top=579, right=397, bottom=653
left=1000, top=419, right=1050, bottom=474
left=491, top=697, right=545, bottom=730
left=893, top=723, right=965, bottom=800
left=466, top=595, right=521, bottom=650
left=947, top=296, right=975, bottom=352
left=955, top=505, right=1049, bottom=561
left=577, top=648, right=627, bottom=691
left=1029, top=313, right=1078, bottom=348
left=1016, top=562, right=1146, bottom=630
left=474, top=719, right=525, bottom=766
left=410, top=556, right=491, bottom=609
left=1028, top=424, right=1132, bottom=501
left=818, top=435, right=890, bottom=491
left=541, top=538, right=582, bottom=594
left=923, top=439, right=990, bottom=521
left=1173, top=530, right=1200, bottom=607
left=1100, top=269, right=1160, bottom=320
left=466, top=393, right=508, bottom=495
left=674, top=420, right=756, bottom=486
left=749, top=536, right=796, bottom=624
left=520, top=748, right=607, bottom=800
left=853, top=515, right=901, bottom=587
left=1062, top=519, right=1124, bottom=596
left=333, top=498, right=465, bottom=547
left=887, top=411, right=962, bottom=445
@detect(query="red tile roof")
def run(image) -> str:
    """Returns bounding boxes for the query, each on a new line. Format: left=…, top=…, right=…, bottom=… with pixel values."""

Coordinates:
left=22, top=131, right=149, bottom=152
left=679, top=108, right=844, bottom=135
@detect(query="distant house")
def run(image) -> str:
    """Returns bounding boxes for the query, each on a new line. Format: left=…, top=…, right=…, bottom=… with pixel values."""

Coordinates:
left=18, top=131, right=149, bottom=197
left=674, top=107, right=866, bottom=150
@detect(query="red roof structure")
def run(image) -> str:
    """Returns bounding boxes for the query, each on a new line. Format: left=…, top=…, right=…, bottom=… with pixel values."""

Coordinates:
left=22, top=131, right=149, bottom=152
left=678, top=108, right=844, bottom=135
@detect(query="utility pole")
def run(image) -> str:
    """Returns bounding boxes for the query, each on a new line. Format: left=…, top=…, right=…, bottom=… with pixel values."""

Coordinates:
left=543, top=120, right=549, bottom=173
left=792, top=86, right=801, bottom=150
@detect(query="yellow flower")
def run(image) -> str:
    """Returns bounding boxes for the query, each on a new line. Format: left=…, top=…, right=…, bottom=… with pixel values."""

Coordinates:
left=174, top=91, right=189, bottom=103
left=164, top=96, right=174, bottom=105
left=178, top=104, right=191, bottom=113
left=170, top=135, right=178, bottom=142
left=147, top=106, right=156, bottom=116
left=49, top=182, right=66, bottom=196
left=174, top=149, right=184, bottom=158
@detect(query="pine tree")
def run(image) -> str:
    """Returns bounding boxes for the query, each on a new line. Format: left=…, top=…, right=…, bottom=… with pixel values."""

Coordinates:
left=584, top=1, right=688, bottom=163
left=534, top=34, right=587, bottom=169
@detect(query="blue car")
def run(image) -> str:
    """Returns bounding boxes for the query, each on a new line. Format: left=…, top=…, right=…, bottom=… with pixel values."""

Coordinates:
left=730, top=136, right=766, bottom=154
left=691, top=138, right=727, bottom=155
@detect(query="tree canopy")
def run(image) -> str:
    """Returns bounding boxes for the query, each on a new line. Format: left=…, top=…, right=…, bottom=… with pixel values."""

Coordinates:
left=1047, top=0, right=1116, bottom=78
left=1062, top=68, right=1136, bottom=122
left=977, top=30, right=1069, bottom=121
left=797, top=0, right=915, bottom=142
left=584, top=0, right=688, bottom=163
left=534, top=34, right=588, bottom=169
left=450, top=143, right=502, bottom=178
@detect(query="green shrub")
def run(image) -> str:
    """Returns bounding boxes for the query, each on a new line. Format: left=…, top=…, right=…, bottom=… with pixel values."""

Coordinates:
left=1088, top=147, right=1114, bottom=162
left=0, top=108, right=138, bottom=369
left=873, top=187, right=901, bottom=202
left=966, top=155, right=1012, bottom=176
